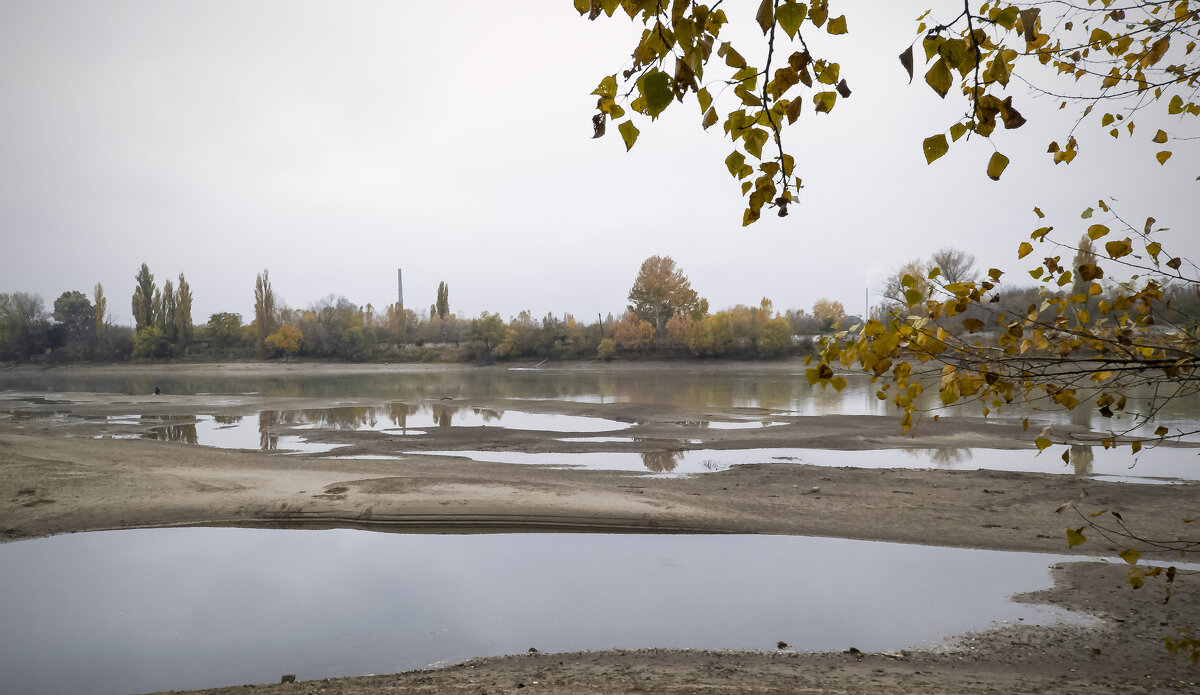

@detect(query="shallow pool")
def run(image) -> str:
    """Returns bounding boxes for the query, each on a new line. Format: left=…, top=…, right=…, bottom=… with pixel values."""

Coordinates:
left=0, top=528, right=1096, bottom=695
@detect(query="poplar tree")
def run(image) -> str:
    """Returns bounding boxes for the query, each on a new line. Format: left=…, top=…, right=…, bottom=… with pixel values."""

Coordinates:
left=131, top=263, right=156, bottom=331
left=92, top=283, right=106, bottom=339
left=175, top=273, right=193, bottom=348
left=254, top=270, right=277, bottom=355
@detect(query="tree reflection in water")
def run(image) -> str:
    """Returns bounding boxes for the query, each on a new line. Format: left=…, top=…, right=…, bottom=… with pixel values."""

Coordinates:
left=258, top=411, right=278, bottom=451
left=145, top=422, right=198, bottom=444
left=431, top=403, right=456, bottom=428
left=640, top=450, right=684, bottom=473
left=1070, top=405, right=1093, bottom=476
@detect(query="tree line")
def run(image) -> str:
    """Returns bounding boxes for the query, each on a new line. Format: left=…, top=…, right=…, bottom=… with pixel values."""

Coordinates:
left=5, top=250, right=1187, bottom=365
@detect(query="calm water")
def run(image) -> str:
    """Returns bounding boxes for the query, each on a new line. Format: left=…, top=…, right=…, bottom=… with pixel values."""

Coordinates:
left=4, top=366, right=1199, bottom=480
left=410, top=445, right=1198, bottom=481
left=0, top=528, right=1095, bottom=695
left=4, top=365, right=1200, bottom=429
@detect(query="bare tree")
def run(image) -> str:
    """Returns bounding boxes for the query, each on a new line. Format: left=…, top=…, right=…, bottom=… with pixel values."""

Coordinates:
left=929, top=247, right=978, bottom=285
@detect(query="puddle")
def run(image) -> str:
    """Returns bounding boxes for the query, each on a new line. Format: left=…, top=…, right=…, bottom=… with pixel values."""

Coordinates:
left=95, top=405, right=629, bottom=454
left=0, top=528, right=1096, bottom=695
left=553, top=436, right=638, bottom=443
left=694, top=420, right=783, bottom=429
left=410, top=445, right=1199, bottom=480
left=139, top=415, right=343, bottom=455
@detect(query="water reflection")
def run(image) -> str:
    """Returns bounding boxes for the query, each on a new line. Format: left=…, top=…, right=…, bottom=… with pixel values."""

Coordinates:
left=640, top=450, right=684, bottom=473
left=413, top=446, right=1199, bottom=481
left=1069, top=405, right=1094, bottom=476
left=259, top=411, right=278, bottom=451
left=0, top=528, right=1098, bottom=695
left=6, top=366, right=1200, bottom=434
left=147, top=423, right=198, bottom=445
left=903, top=448, right=974, bottom=467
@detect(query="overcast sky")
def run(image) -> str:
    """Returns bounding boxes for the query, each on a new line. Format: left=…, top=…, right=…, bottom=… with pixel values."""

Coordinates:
left=1, top=1, right=1194, bottom=326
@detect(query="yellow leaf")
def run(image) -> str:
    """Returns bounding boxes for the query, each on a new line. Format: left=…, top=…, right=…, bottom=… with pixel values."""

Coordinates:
left=618, top=120, right=639, bottom=151
left=827, top=15, right=848, bottom=35
left=702, top=107, right=718, bottom=129
left=1152, top=129, right=1168, bottom=144
left=922, top=134, right=949, bottom=164
left=1120, top=549, right=1141, bottom=565
left=924, top=59, right=953, bottom=98
left=776, top=2, right=808, bottom=39
left=1066, top=527, right=1087, bottom=547
left=1156, top=150, right=1172, bottom=165
left=986, top=152, right=1009, bottom=180
left=986, top=55, right=1010, bottom=85
left=831, top=376, right=847, bottom=391
left=592, top=75, right=618, bottom=98
left=1087, top=224, right=1109, bottom=240
left=1022, top=418, right=1029, bottom=431
left=1035, top=436, right=1052, bottom=451
left=1018, top=242, right=1033, bottom=259
left=1033, top=206, right=1044, bottom=218
left=813, top=91, right=837, bottom=114
left=1104, top=239, right=1132, bottom=259
left=755, top=0, right=774, bottom=34
left=1131, top=440, right=1142, bottom=454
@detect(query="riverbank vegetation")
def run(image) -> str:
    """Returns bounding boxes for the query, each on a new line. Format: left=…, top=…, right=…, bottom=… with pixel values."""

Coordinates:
left=3, top=248, right=1198, bottom=366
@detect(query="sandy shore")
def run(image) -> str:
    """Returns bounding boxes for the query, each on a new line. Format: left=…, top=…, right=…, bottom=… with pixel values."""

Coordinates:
left=2, top=362, right=1198, bottom=694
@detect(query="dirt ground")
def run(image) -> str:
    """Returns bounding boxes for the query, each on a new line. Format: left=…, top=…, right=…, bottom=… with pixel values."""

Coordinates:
left=2, top=362, right=1198, bottom=694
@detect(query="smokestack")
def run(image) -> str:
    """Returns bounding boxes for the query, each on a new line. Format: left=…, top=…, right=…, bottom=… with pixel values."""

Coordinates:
left=397, top=268, right=404, bottom=309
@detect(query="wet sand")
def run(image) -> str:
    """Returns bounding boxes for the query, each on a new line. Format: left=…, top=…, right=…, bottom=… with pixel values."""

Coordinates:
left=2, top=362, right=1198, bottom=694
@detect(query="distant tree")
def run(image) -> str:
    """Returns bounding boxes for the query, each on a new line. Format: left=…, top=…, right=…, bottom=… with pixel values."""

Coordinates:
left=880, top=259, right=929, bottom=311
left=688, top=312, right=733, bottom=357
left=627, top=255, right=706, bottom=337
left=264, top=324, right=302, bottom=359
left=175, top=273, right=193, bottom=349
left=254, top=270, right=277, bottom=356
left=812, top=298, right=847, bottom=331
left=384, top=302, right=416, bottom=344
left=206, top=312, right=243, bottom=352
left=929, top=247, right=978, bottom=285
left=131, top=263, right=156, bottom=331
left=52, top=291, right=96, bottom=359
left=613, top=313, right=655, bottom=352
left=160, top=279, right=176, bottom=341
left=596, top=337, right=616, bottom=360
left=464, top=312, right=506, bottom=355
left=664, top=313, right=694, bottom=351
left=92, top=283, right=107, bottom=339
left=435, top=281, right=449, bottom=320
left=0, top=292, right=51, bottom=361
left=757, top=317, right=794, bottom=357
left=495, top=310, right=540, bottom=358
left=132, top=325, right=170, bottom=359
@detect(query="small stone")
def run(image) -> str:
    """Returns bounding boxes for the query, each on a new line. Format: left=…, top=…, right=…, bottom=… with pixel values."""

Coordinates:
left=280, top=674, right=296, bottom=684
left=527, top=647, right=538, bottom=653
left=845, top=647, right=861, bottom=655
left=777, top=641, right=790, bottom=650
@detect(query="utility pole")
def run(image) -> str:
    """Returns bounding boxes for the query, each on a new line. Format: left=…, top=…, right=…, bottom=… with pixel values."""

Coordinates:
left=397, top=268, right=404, bottom=310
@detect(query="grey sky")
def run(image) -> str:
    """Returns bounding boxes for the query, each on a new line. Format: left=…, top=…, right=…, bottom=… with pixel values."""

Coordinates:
left=1, top=1, right=1194, bottom=326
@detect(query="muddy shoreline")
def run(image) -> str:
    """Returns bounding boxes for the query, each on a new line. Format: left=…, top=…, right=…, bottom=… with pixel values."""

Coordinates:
left=2, top=362, right=1198, bottom=694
